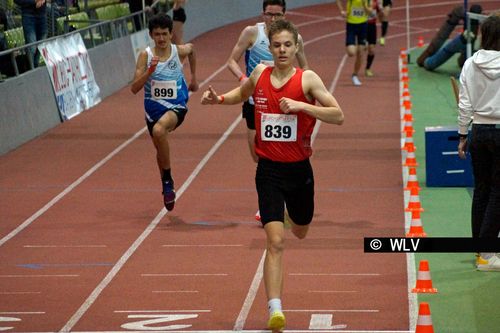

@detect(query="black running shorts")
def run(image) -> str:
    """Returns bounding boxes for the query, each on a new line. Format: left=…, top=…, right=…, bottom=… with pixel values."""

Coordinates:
left=146, top=107, right=187, bottom=136
left=242, top=101, right=256, bottom=130
left=256, top=158, right=314, bottom=226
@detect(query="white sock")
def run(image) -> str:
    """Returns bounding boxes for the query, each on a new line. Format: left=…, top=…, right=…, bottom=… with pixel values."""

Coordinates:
left=268, top=298, right=282, bottom=315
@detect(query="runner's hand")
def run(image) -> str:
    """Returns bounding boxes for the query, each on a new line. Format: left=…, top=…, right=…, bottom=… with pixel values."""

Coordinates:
left=189, top=80, right=199, bottom=92
left=148, top=56, right=159, bottom=74
left=279, top=97, right=303, bottom=114
left=458, top=138, right=468, bottom=160
left=201, top=86, right=220, bottom=105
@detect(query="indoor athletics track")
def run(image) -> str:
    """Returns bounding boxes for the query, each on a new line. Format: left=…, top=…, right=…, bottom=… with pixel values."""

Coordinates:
left=1, top=1, right=498, bottom=332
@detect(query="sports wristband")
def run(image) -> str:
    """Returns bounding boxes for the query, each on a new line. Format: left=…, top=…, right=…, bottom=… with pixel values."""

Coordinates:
left=218, top=95, right=224, bottom=104
left=459, top=133, right=468, bottom=139
left=239, top=74, right=247, bottom=82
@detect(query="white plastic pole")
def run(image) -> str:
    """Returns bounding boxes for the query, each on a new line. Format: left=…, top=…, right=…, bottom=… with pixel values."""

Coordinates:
left=406, top=0, right=410, bottom=62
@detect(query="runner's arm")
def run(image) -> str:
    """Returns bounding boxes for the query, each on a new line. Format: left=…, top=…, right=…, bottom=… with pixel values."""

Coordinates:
left=280, top=70, right=343, bottom=125
left=179, top=43, right=198, bottom=92
left=296, top=34, right=309, bottom=70
left=202, top=64, right=264, bottom=105
left=226, top=26, right=255, bottom=83
left=130, top=51, right=155, bottom=94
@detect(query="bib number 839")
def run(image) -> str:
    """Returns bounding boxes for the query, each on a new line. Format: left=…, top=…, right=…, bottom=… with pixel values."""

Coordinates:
left=264, top=125, right=292, bottom=140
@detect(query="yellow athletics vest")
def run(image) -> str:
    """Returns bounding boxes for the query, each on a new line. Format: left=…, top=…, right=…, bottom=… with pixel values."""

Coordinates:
left=347, top=0, right=369, bottom=24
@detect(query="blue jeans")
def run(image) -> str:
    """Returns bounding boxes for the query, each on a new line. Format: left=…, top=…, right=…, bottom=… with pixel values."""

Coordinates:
left=22, top=13, right=47, bottom=67
left=423, top=34, right=465, bottom=70
left=469, top=124, right=500, bottom=238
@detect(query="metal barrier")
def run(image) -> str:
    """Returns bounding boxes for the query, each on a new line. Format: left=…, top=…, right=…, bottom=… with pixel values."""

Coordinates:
left=0, top=9, right=142, bottom=81
left=465, top=11, right=490, bottom=59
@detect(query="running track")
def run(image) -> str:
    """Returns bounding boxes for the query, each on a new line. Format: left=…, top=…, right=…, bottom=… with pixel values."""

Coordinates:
left=1, top=1, right=498, bottom=332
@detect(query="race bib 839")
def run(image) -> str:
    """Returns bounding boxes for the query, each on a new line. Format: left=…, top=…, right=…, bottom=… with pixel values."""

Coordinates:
left=261, top=113, right=297, bottom=142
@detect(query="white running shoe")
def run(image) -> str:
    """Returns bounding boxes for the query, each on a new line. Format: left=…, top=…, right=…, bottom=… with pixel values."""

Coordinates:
left=352, top=75, right=362, bottom=86
left=477, top=254, right=500, bottom=271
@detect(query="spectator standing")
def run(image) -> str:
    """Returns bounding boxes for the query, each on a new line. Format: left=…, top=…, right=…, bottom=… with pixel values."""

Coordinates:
left=171, top=0, right=186, bottom=44
left=14, top=0, right=47, bottom=67
left=457, top=14, right=500, bottom=271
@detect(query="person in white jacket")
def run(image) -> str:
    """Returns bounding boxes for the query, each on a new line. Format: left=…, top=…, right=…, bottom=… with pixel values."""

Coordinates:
left=457, top=13, right=500, bottom=271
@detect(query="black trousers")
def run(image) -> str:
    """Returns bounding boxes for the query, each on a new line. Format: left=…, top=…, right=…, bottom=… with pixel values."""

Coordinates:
left=469, top=124, right=500, bottom=238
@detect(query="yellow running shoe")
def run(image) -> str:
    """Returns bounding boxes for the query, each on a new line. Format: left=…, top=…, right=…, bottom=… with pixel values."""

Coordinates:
left=268, top=311, right=286, bottom=332
left=365, top=69, right=374, bottom=77
left=379, top=37, right=385, bottom=46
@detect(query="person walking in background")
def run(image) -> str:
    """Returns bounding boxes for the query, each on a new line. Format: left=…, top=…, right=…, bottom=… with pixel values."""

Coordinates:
left=171, top=0, right=187, bottom=44
left=14, top=0, right=47, bottom=67
left=377, top=0, right=391, bottom=46
left=457, top=13, right=500, bottom=271
left=202, top=19, right=343, bottom=332
left=365, top=0, right=381, bottom=77
left=131, top=13, right=198, bottom=212
left=336, top=0, right=372, bottom=86
left=226, top=0, right=308, bottom=163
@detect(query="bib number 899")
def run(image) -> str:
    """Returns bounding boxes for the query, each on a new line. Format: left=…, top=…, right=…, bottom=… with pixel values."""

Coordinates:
left=153, top=88, right=175, bottom=98
left=264, top=125, right=292, bottom=140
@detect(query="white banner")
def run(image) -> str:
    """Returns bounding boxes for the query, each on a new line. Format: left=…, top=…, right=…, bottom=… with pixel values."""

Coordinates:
left=38, top=34, right=101, bottom=120
left=130, top=29, right=154, bottom=62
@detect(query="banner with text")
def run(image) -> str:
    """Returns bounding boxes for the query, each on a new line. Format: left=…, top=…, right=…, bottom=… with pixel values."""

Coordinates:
left=39, top=34, right=101, bottom=120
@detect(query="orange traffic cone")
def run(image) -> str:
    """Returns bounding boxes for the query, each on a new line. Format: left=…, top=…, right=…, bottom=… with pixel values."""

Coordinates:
left=400, top=48, right=407, bottom=59
left=402, top=130, right=416, bottom=151
left=412, top=260, right=437, bottom=293
left=405, top=166, right=420, bottom=189
left=406, top=210, right=427, bottom=237
left=401, top=102, right=413, bottom=122
left=405, top=186, right=424, bottom=212
left=415, top=302, right=435, bottom=333
left=401, top=87, right=412, bottom=110
left=418, top=36, right=424, bottom=48
left=403, top=145, right=418, bottom=167
left=402, top=115, right=415, bottom=135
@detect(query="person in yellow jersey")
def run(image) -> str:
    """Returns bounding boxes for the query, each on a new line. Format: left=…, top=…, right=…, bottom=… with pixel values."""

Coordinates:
left=336, top=0, right=372, bottom=86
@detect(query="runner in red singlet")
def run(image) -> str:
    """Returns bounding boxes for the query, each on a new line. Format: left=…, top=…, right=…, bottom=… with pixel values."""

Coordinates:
left=201, top=19, right=343, bottom=333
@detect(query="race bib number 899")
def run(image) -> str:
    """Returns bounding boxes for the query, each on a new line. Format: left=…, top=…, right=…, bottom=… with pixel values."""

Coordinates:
left=151, top=80, right=177, bottom=100
left=261, top=113, right=297, bottom=142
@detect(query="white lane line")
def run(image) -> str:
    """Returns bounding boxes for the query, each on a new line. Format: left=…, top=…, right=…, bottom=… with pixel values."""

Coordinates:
left=0, top=128, right=146, bottom=248
left=285, top=309, right=379, bottom=313
left=290, top=273, right=381, bottom=276
left=0, top=291, right=41, bottom=295
left=0, top=64, right=227, bottom=250
left=308, top=290, right=358, bottom=293
left=233, top=251, right=266, bottom=331
left=0, top=311, right=45, bottom=315
left=59, top=111, right=242, bottom=333
left=0, top=275, right=79, bottom=278
left=23, top=245, right=107, bottom=248
left=141, top=274, right=228, bottom=277
left=113, top=310, right=211, bottom=313
left=161, top=244, right=243, bottom=247
left=152, top=290, right=199, bottom=293
left=65, top=329, right=414, bottom=333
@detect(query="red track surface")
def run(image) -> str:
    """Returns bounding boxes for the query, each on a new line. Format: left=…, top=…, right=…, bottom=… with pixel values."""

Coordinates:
left=2, top=1, right=496, bottom=332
